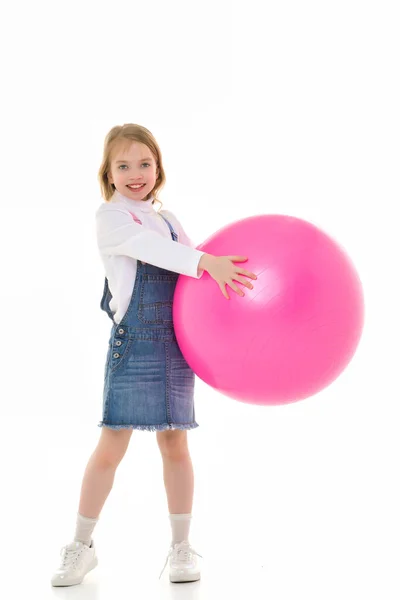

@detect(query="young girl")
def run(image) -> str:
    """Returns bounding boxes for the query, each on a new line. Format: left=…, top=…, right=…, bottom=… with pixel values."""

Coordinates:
left=51, top=123, right=257, bottom=587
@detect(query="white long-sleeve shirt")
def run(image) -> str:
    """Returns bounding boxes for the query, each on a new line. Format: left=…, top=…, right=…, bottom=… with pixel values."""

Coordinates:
left=95, top=190, right=205, bottom=324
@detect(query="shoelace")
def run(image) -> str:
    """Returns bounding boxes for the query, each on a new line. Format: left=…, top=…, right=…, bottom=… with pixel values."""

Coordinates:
left=159, top=541, right=203, bottom=580
left=59, top=543, right=83, bottom=570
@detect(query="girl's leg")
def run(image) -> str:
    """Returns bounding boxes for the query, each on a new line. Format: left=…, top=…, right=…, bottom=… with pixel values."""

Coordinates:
left=78, top=427, right=134, bottom=518
left=156, top=429, right=194, bottom=514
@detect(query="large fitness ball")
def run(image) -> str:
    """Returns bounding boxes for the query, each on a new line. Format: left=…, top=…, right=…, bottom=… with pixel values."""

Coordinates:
left=172, top=214, right=364, bottom=405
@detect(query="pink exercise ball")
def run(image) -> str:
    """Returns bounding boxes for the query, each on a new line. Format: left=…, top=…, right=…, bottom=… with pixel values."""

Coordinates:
left=173, top=215, right=364, bottom=405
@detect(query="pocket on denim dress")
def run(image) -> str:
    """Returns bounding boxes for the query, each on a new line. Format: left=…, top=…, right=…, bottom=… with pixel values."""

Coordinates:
left=137, top=275, right=176, bottom=324
left=104, top=343, right=112, bottom=379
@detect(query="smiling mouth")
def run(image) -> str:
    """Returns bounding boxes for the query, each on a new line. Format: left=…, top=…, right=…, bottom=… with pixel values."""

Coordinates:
left=127, top=184, right=146, bottom=190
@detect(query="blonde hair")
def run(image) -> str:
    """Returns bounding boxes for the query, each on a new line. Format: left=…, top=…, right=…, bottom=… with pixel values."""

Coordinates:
left=98, top=123, right=166, bottom=210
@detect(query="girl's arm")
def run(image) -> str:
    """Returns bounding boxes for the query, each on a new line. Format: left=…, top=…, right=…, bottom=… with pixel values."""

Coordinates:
left=96, top=204, right=205, bottom=279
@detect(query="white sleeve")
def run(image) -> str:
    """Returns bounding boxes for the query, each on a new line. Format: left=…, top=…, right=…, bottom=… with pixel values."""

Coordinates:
left=96, top=205, right=205, bottom=279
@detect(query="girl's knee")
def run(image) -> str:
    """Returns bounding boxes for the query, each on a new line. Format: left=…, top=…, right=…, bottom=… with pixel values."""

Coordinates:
left=95, top=426, right=133, bottom=467
left=156, top=429, right=188, bottom=457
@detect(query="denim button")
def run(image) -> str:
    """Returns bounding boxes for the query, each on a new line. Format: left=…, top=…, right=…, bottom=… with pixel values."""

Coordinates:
left=116, top=340, right=122, bottom=346
left=113, top=353, right=120, bottom=359
left=118, top=328, right=124, bottom=334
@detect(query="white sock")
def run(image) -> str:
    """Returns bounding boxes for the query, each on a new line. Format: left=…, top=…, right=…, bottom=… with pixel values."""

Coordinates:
left=169, top=513, right=192, bottom=545
left=74, top=512, right=99, bottom=546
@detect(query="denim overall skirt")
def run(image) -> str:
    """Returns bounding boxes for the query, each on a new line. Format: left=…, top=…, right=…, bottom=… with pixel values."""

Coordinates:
left=98, top=214, right=198, bottom=432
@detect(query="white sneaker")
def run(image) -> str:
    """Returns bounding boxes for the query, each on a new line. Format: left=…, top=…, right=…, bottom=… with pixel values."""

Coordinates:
left=159, top=540, right=202, bottom=583
left=51, top=539, right=98, bottom=587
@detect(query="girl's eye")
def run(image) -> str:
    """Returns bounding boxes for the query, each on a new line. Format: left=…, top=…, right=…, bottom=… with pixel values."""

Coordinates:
left=118, top=163, right=150, bottom=170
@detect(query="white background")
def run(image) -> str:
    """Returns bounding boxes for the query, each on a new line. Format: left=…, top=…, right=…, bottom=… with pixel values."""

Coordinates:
left=1, top=1, right=399, bottom=598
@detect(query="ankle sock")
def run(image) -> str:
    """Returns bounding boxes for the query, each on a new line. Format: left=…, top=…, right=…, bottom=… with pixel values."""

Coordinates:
left=169, top=513, right=192, bottom=545
left=74, top=512, right=99, bottom=546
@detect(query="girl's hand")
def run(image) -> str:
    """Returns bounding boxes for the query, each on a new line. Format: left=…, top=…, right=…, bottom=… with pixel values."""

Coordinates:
left=198, top=254, right=257, bottom=299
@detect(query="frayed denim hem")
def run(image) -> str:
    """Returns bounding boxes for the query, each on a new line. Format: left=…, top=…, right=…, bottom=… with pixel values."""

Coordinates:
left=97, top=421, right=199, bottom=432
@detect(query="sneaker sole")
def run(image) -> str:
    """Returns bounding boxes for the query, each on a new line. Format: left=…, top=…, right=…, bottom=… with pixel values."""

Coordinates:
left=170, top=572, right=201, bottom=583
left=51, top=556, right=98, bottom=587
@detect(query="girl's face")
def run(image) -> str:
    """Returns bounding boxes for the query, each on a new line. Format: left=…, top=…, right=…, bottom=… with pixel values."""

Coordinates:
left=107, top=141, right=159, bottom=201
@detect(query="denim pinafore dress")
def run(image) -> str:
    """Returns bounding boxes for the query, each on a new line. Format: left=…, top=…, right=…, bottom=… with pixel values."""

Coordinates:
left=98, top=213, right=198, bottom=432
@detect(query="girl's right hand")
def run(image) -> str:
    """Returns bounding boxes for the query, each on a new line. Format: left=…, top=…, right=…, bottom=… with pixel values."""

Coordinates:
left=198, top=253, right=257, bottom=299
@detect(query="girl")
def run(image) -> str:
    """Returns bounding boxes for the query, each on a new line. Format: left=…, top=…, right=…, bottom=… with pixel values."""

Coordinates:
left=51, top=123, right=257, bottom=587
